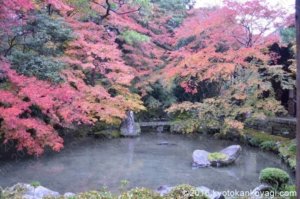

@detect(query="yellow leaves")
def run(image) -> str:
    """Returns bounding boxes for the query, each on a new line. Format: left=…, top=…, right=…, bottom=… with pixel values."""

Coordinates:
left=221, top=118, right=244, bottom=136
left=44, top=41, right=58, bottom=51
left=111, top=85, right=146, bottom=111
left=170, top=119, right=200, bottom=134
left=255, top=98, right=288, bottom=117
left=232, top=93, right=247, bottom=101
left=166, top=101, right=202, bottom=114
left=250, top=112, right=267, bottom=121
left=224, top=118, right=244, bottom=130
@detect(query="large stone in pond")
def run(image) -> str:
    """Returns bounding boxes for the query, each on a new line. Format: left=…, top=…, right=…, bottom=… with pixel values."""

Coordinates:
left=120, top=123, right=141, bottom=137
left=120, top=111, right=141, bottom=137
left=192, top=145, right=242, bottom=167
left=192, top=150, right=211, bottom=167
left=218, top=145, right=242, bottom=166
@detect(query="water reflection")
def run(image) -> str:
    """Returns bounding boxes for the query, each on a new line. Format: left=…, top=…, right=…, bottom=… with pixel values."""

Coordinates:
left=0, top=132, right=294, bottom=194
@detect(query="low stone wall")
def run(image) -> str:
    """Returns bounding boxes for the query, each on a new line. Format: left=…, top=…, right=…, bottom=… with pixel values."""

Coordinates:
left=245, top=117, right=296, bottom=139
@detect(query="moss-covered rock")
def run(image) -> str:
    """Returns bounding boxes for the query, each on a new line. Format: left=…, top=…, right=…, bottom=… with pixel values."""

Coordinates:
left=165, top=185, right=209, bottom=199
left=245, top=129, right=289, bottom=149
left=207, top=152, right=228, bottom=162
left=259, top=168, right=290, bottom=191
left=243, top=129, right=295, bottom=171
left=278, top=140, right=297, bottom=171
left=2, top=183, right=60, bottom=199
left=1, top=184, right=25, bottom=199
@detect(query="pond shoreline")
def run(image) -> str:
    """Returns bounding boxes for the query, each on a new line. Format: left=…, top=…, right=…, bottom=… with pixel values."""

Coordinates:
left=0, top=131, right=294, bottom=195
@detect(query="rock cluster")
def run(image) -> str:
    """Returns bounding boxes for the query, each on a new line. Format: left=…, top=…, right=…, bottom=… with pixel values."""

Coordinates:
left=1, top=183, right=75, bottom=199
left=192, top=145, right=242, bottom=167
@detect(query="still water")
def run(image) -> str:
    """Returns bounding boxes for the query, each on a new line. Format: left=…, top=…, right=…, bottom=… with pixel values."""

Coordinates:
left=0, top=132, right=294, bottom=194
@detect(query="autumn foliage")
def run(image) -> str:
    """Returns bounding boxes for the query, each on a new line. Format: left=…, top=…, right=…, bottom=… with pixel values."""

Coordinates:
left=0, top=0, right=295, bottom=155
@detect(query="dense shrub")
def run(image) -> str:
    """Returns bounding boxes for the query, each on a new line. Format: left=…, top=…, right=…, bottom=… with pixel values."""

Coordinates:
left=140, top=81, right=177, bottom=120
left=259, top=141, right=278, bottom=152
left=10, top=52, right=65, bottom=83
left=72, top=190, right=114, bottom=199
left=120, top=188, right=161, bottom=199
left=259, top=168, right=290, bottom=190
left=165, top=184, right=209, bottom=199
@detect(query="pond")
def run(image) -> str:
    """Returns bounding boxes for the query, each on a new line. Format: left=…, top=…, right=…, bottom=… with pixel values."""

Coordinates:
left=0, top=132, right=294, bottom=194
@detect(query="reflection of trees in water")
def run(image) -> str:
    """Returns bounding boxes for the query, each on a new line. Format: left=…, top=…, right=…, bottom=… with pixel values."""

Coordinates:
left=245, top=151, right=257, bottom=176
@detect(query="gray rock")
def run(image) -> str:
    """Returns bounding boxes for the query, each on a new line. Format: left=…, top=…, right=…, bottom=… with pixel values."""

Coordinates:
left=157, top=141, right=176, bottom=146
left=4, top=183, right=60, bottom=199
left=64, top=192, right=76, bottom=198
left=156, top=185, right=173, bottom=196
left=217, top=145, right=242, bottom=166
left=120, top=111, right=141, bottom=137
left=196, top=186, right=225, bottom=199
left=192, top=145, right=242, bottom=167
left=24, top=186, right=60, bottom=199
left=250, top=184, right=273, bottom=199
left=192, top=150, right=211, bottom=167
left=120, top=123, right=141, bottom=136
left=156, top=126, right=164, bottom=133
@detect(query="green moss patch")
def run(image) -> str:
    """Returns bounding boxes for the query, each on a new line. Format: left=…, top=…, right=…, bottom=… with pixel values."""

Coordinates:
left=242, top=129, right=296, bottom=171
left=278, top=140, right=296, bottom=170
left=208, top=152, right=228, bottom=162
left=244, top=129, right=289, bottom=147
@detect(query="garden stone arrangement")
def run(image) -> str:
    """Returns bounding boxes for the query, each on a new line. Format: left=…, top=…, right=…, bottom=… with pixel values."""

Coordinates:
left=192, top=145, right=242, bottom=167
left=1, top=167, right=294, bottom=199
left=0, top=183, right=75, bottom=199
left=120, top=111, right=141, bottom=137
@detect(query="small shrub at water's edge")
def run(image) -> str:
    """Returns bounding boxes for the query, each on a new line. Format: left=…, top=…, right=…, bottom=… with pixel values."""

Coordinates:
left=259, top=168, right=290, bottom=191
left=260, top=141, right=278, bottom=151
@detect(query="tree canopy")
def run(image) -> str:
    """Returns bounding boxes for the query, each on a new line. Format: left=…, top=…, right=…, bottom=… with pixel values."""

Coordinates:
left=0, top=0, right=295, bottom=155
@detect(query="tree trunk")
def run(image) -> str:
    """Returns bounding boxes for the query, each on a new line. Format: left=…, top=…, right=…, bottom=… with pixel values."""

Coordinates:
left=296, top=0, right=300, bottom=198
